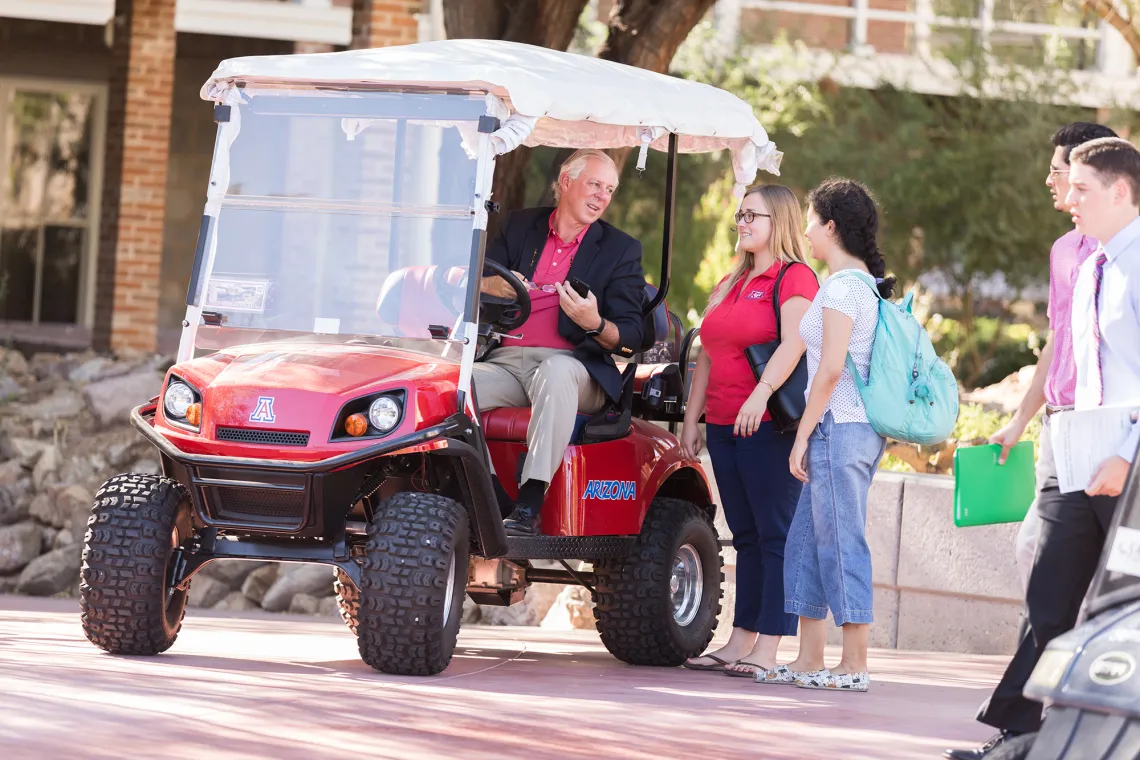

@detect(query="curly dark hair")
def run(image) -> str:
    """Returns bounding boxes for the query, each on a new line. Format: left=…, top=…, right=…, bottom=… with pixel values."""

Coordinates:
left=806, top=177, right=895, bottom=298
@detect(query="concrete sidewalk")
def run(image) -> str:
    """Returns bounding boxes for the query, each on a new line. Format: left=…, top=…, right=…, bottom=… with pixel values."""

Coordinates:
left=0, top=596, right=1004, bottom=759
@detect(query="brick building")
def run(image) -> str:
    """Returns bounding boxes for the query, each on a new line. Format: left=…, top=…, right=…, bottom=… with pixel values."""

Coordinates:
left=0, top=0, right=426, bottom=354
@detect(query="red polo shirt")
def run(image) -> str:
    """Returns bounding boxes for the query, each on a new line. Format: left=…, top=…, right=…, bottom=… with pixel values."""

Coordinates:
left=503, top=211, right=588, bottom=350
left=700, top=261, right=819, bottom=425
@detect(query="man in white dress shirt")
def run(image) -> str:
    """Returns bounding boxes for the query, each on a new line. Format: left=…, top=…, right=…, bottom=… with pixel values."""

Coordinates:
left=948, top=137, right=1140, bottom=758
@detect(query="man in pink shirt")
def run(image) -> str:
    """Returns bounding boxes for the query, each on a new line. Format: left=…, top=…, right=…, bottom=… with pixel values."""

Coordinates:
left=475, top=149, right=647, bottom=536
left=984, top=123, right=1117, bottom=594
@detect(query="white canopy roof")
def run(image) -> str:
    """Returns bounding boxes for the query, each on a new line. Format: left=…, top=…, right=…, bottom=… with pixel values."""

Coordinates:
left=201, top=39, right=781, bottom=193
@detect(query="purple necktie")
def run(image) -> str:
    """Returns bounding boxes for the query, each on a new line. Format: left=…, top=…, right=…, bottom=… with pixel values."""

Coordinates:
left=1092, top=250, right=1108, bottom=404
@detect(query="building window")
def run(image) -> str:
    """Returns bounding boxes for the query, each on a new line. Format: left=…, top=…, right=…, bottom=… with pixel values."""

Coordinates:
left=0, top=81, right=103, bottom=328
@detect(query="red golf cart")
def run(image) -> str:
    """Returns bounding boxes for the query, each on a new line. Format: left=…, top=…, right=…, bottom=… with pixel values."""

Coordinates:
left=79, top=39, right=784, bottom=675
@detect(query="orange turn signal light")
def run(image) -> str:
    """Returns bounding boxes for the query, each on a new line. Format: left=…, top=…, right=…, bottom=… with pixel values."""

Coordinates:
left=345, top=413, right=369, bottom=437
left=185, top=403, right=202, bottom=427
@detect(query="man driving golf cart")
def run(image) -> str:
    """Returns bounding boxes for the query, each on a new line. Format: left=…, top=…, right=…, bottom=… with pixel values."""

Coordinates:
left=477, top=148, right=647, bottom=537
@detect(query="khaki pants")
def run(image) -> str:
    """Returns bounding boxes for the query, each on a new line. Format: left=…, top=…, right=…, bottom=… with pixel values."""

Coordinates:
left=473, top=346, right=607, bottom=484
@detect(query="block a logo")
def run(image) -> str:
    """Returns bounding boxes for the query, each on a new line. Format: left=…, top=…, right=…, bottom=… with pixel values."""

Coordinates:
left=250, top=396, right=276, bottom=424
left=583, top=480, right=636, bottom=500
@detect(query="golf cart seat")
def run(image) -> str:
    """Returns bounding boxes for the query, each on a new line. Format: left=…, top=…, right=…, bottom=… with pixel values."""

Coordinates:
left=375, top=264, right=464, bottom=335
left=629, top=284, right=685, bottom=417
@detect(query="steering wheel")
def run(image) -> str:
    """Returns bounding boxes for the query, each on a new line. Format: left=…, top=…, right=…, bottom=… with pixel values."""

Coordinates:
left=433, top=259, right=531, bottom=332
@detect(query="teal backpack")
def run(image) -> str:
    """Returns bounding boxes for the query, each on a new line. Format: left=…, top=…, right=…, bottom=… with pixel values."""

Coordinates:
left=838, top=271, right=959, bottom=445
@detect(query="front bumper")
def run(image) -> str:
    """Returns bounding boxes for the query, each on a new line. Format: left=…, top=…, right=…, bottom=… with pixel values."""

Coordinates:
left=131, top=404, right=507, bottom=556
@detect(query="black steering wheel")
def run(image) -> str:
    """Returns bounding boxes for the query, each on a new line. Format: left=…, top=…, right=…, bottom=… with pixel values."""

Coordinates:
left=433, top=259, right=531, bottom=332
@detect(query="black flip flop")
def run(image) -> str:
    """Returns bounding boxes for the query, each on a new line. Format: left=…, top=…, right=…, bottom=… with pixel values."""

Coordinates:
left=682, top=655, right=729, bottom=672
left=723, top=661, right=767, bottom=678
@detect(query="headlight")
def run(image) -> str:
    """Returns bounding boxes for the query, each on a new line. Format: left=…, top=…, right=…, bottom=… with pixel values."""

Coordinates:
left=368, top=396, right=401, bottom=432
left=164, top=382, right=195, bottom=419
left=1028, top=647, right=1076, bottom=692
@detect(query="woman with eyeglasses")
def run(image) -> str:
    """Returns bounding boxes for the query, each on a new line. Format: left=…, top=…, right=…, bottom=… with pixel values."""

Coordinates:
left=680, top=185, right=819, bottom=678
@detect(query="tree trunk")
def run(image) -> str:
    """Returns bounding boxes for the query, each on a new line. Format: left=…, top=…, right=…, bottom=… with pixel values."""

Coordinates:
left=600, top=0, right=718, bottom=73
left=1082, top=0, right=1140, bottom=62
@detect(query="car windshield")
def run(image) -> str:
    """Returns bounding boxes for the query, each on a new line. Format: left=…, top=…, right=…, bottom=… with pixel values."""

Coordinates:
left=190, top=85, right=487, bottom=357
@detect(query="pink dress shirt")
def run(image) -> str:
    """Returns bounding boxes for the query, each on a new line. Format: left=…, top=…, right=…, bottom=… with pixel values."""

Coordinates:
left=1045, top=230, right=1097, bottom=408
left=502, top=211, right=588, bottom=350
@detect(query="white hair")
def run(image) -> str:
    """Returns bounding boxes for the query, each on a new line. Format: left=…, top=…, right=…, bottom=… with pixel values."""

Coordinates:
left=552, top=149, right=619, bottom=203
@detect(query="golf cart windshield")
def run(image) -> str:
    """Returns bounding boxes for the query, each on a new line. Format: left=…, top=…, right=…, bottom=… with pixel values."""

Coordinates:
left=189, top=86, right=487, bottom=356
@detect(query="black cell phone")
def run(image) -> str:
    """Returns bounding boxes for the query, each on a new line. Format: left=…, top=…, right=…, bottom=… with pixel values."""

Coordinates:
left=568, top=277, right=591, bottom=299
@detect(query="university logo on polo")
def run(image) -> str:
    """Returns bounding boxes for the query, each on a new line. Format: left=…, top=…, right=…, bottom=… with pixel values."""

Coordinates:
left=583, top=480, right=636, bottom=500
left=744, top=289, right=766, bottom=301
left=249, top=396, right=276, bottom=424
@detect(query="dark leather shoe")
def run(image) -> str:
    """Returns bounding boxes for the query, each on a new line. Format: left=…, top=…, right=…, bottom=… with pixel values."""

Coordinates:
left=503, top=504, right=540, bottom=537
left=944, top=731, right=1013, bottom=759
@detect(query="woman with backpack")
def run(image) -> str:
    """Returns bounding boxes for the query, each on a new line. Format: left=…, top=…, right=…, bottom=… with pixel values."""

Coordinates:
left=679, top=184, right=819, bottom=677
left=758, top=177, right=893, bottom=693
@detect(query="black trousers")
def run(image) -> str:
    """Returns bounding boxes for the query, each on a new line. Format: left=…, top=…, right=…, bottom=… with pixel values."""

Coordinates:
left=976, top=478, right=1119, bottom=735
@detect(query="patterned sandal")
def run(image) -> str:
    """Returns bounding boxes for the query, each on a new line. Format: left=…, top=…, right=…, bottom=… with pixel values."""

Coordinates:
left=754, top=664, right=799, bottom=685
left=796, top=670, right=870, bottom=692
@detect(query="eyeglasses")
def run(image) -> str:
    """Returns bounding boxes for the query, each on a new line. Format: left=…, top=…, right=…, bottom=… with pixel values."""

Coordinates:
left=734, top=210, right=771, bottom=224
left=1048, top=167, right=1070, bottom=178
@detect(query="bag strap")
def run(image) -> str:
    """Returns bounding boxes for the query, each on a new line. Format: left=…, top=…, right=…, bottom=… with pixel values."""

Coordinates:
left=771, top=261, right=810, bottom=339
left=830, top=270, right=879, bottom=393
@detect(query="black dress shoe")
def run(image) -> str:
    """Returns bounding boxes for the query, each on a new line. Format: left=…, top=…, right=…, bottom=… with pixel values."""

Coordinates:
left=944, top=731, right=1014, bottom=759
left=503, top=504, right=540, bottom=537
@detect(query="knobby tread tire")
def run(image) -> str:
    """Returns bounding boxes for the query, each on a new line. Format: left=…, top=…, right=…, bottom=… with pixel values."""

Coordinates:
left=80, top=473, right=193, bottom=656
left=357, top=492, right=469, bottom=676
left=592, top=498, right=723, bottom=667
left=334, top=568, right=359, bottom=635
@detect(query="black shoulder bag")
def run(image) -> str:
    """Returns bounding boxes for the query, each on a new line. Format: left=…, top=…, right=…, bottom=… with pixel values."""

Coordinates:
left=743, top=262, right=810, bottom=434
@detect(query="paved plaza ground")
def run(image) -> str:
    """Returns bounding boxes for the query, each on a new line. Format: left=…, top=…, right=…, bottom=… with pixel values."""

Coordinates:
left=0, top=596, right=1006, bottom=759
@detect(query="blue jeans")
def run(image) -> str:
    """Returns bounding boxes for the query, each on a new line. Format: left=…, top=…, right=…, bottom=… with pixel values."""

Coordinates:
left=783, top=412, right=886, bottom=627
left=706, top=422, right=801, bottom=636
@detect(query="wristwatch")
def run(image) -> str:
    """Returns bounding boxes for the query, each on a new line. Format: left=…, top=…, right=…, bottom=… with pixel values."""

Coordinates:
left=585, top=317, right=606, bottom=337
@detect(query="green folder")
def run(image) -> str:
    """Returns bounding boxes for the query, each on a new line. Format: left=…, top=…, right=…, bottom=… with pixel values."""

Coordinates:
left=953, top=441, right=1036, bottom=527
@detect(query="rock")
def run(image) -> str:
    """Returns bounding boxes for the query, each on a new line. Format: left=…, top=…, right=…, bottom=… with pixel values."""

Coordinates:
left=540, top=585, right=597, bottom=630
left=30, top=484, right=90, bottom=529
left=0, top=483, right=30, bottom=525
left=241, top=563, right=279, bottom=604
left=0, top=348, right=30, bottom=377
left=187, top=575, right=231, bottom=608
left=213, top=591, right=258, bottom=612
left=105, top=431, right=145, bottom=468
left=289, top=593, right=320, bottom=615
left=260, top=564, right=336, bottom=612
left=962, top=365, right=1036, bottom=414
left=68, top=357, right=116, bottom=384
left=29, top=353, right=64, bottom=381
left=461, top=595, right=481, bottom=624
left=53, top=528, right=76, bottom=550
left=0, top=375, right=22, bottom=402
left=0, top=460, right=25, bottom=486
left=31, top=446, right=60, bottom=490
left=82, top=370, right=164, bottom=425
left=130, top=458, right=162, bottom=475
left=69, top=503, right=91, bottom=544
left=16, top=390, right=86, bottom=422
left=200, top=560, right=268, bottom=588
left=0, top=522, right=44, bottom=574
left=317, top=596, right=340, bottom=617
left=2, top=437, right=49, bottom=468
left=41, top=527, right=58, bottom=552
left=0, top=572, right=20, bottom=593
left=16, top=544, right=81, bottom=596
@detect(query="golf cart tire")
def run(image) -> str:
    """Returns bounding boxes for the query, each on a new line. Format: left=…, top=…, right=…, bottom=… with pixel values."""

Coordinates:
left=79, top=474, right=193, bottom=656
left=334, top=568, right=359, bottom=635
left=593, top=498, right=722, bottom=666
left=357, top=492, right=469, bottom=676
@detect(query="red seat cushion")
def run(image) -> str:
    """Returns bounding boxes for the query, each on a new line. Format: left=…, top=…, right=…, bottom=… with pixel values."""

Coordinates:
left=483, top=407, right=532, bottom=441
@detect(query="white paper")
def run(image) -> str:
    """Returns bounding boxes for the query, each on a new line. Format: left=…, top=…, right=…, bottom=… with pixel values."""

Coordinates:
left=1051, top=405, right=1137, bottom=494
left=1106, top=526, right=1140, bottom=579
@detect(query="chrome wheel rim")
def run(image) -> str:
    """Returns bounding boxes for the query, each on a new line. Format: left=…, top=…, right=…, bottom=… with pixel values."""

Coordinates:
left=670, top=543, right=703, bottom=626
